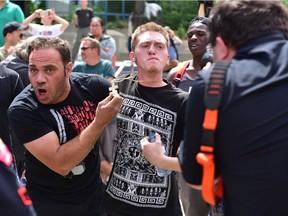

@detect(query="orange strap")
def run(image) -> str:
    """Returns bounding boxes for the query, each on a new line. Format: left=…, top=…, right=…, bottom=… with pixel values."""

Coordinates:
left=173, top=60, right=190, bottom=80
left=196, top=150, right=216, bottom=205
left=203, top=109, right=218, bottom=130
left=196, top=61, right=229, bottom=205
left=18, top=186, right=33, bottom=206
left=197, top=109, right=222, bottom=206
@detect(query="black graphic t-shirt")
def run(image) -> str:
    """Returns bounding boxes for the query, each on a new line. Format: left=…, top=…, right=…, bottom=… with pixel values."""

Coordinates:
left=101, top=76, right=188, bottom=216
left=8, top=73, right=110, bottom=204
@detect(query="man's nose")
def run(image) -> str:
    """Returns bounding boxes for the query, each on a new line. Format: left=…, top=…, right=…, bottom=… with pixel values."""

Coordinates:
left=148, top=45, right=156, bottom=54
left=190, top=34, right=198, bottom=41
left=35, top=72, right=47, bottom=83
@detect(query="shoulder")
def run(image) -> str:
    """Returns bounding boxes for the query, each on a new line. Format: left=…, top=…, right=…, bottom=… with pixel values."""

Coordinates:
left=70, top=72, right=110, bottom=88
left=167, top=60, right=191, bottom=83
left=100, top=59, right=113, bottom=66
left=168, top=83, right=189, bottom=98
left=102, top=34, right=115, bottom=42
left=166, top=68, right=178, bottom=83
left=72, top=61, right=85, bottom=70
left=0, top=64, right=19, bottom=78
left=8, top=87, right=35, bottom=114
left=7, top=2, right=19, bottom=8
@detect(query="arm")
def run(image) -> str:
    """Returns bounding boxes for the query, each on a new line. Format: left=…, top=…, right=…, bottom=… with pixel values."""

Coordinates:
left=166, top=67, right=178, bottom=84
left=22, top=9, right=42, bottom=31
left=23, top=93, right=122, bottom=176
left=22, top=9, right=41, bottom=25
left=198, top=3, right=206, bottom=17
left=74, top=11, right=79, bottom=27
left=169, top=30, right=182, bottom=45
left=141, top=133, right=181, bottom=172
left=100, top=160, right=112, bottom=182
left=48, top=9, right=69, bottom=32
left=100, top=37, right=117, bottom=60
left=178, top=77, right=207, bottom=187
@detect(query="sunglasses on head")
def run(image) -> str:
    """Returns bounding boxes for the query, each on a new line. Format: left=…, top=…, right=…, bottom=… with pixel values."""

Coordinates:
left=81, top=46, right=95, bottom=51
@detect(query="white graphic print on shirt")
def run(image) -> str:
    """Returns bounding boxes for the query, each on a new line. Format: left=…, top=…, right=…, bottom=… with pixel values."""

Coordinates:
left=106, top=93, right=177, bottom=208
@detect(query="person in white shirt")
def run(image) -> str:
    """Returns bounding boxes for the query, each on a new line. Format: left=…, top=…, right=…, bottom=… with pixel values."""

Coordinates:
left=22, top=8, right=69, bottom=38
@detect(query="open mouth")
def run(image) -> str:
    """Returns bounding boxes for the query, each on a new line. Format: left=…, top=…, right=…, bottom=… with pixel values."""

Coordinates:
left=190, top=44, right=199, bottom=48
left=38, top=88, right=47, bottom=95
left=36, top=88, right=48, bottom=101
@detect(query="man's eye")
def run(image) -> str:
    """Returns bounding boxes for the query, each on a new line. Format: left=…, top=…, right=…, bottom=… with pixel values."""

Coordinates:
left=46, top=68, right=55, bottom=73
left=197, top=33, right=206, bottom=37
left=30, top=69, right=37, bottom=73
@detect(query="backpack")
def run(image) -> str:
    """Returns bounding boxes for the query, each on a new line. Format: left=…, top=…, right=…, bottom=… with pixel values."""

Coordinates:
left=196, top=61, right=230, bottom=206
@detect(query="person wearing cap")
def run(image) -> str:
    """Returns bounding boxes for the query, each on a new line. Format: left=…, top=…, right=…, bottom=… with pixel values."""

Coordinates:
left=22, top=8, right=69, bottom=38
left=0, top=0, right=25, bottom=46
left=0, top=21, right=27, bottom=61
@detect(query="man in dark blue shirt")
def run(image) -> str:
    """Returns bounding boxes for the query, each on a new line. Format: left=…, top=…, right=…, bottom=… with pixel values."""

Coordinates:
left=179, top=1, right=288, bottom=215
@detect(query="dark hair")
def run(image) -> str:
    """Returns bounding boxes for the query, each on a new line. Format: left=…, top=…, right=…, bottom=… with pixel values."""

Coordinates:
left=209, top=0, right=288, bottom=49
left=91, top=16, right=106, bottom=33
left=188, top=17, right=210, bottom=28
left=131, top=22, right=169, bottom=52
left=27, top=37, right=71, bottom=66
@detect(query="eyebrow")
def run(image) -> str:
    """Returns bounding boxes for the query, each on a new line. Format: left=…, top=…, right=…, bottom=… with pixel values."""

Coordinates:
left=29, top=64, right=57, bottom=69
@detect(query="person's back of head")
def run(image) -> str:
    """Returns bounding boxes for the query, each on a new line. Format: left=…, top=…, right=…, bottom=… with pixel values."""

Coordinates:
left=209, top=0, right=288, bottom=50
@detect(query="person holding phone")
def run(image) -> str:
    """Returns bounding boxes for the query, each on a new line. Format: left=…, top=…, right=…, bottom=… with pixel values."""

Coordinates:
left=22, top=8, right=69, bottom=38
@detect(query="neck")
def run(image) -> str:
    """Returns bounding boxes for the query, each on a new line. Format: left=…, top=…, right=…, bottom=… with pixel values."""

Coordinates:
left=137, top=71, right=166, bottom=87
left=0, top=1, right=6, bottom=9
left=4, top=42, right=12, bottom=50
left=86, top=57, right=100, bottom=66
left=94, top=35, right=102, bottom=41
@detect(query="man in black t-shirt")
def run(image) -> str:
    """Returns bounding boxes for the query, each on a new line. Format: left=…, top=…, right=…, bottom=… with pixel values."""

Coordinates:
left=100, top=22, right=188, bottom=216
left=72, top=0, right=94, bottom=62
left=8, top=37, right=122, bottom=216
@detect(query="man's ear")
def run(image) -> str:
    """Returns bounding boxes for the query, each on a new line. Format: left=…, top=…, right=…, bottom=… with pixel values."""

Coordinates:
left=214, top=36, right=236, bottom=60
left=129, top=52, right=135, bottom=62
left=215, top=37, right=229, bottom=59
left=65, top=62, right=73, bottom=76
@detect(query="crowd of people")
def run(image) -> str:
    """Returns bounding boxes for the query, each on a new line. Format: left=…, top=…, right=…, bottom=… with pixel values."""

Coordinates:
left=1, top=0, right=288, bottom=216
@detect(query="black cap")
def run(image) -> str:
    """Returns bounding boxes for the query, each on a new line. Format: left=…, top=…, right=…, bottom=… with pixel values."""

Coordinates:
left=3, top=21, right=28, bottom=37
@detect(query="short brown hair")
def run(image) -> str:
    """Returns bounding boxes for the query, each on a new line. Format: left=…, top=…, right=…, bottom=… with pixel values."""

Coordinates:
left=81, top=37, right=101, bottom=55
left=131, top=22, right=169, bottom=52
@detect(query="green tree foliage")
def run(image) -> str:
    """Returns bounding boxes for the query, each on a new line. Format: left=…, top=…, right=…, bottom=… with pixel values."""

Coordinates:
left=158, top=1, right=199, bottom=38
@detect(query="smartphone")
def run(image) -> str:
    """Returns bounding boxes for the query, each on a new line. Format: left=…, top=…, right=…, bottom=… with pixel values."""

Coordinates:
left=148, top=131, right=156, bottom=142
left=40, top=10, right=49, bottom=17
